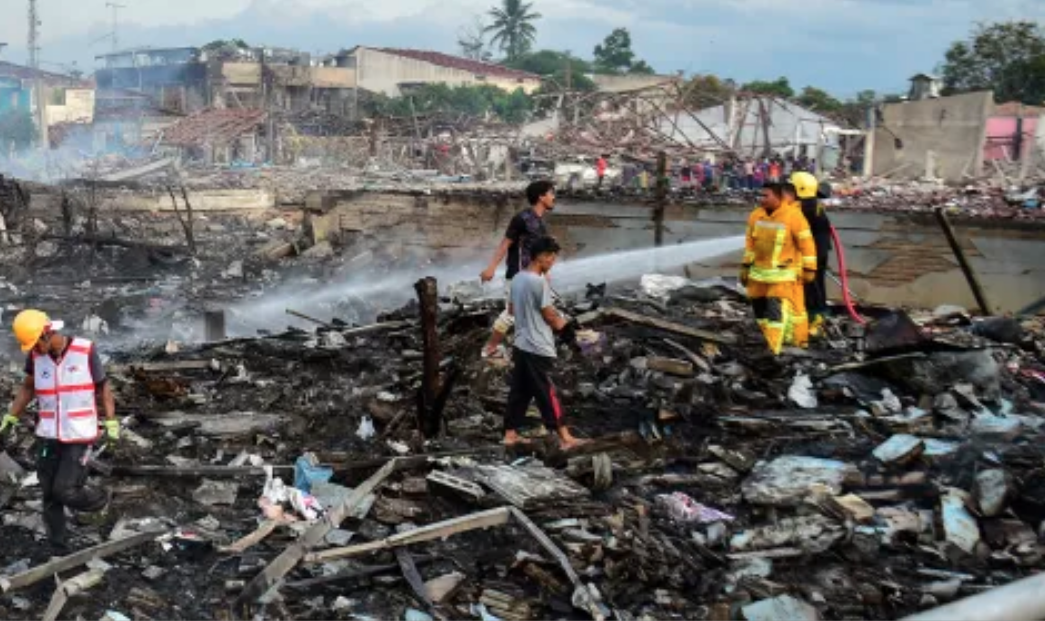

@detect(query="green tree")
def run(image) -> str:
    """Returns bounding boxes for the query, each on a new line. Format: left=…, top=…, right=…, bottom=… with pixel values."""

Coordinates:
left=485, top=0, right=541, bottom=61
left=741, top=77, right=794, bottom=98
left=592, top=28, right=654, bottom=75
left=796, top=86, right=843, bottom=113
left=366, top=84, right=533, bottom=124
left=939, top=21, right=1045, bottom=104
left=0, top=109, right=35, bottom=151
left=504, top=50, right=596, bottom=90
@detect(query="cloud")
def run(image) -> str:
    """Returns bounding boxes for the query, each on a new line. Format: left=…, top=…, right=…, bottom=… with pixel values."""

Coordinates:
left=1, top=0, right=1042, bottom=98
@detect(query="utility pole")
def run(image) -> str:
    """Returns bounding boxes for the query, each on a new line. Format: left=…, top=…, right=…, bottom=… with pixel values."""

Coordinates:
left=106, top=2, right=126, bottom=53
left=29, top=0, right=47, bottom=149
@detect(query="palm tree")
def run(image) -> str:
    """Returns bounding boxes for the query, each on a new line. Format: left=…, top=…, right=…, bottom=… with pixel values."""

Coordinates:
left=485, top=0, right=541, bottom=62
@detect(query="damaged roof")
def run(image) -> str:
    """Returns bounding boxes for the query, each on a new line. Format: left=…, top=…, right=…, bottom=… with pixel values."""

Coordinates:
left=161, top=108, right=266, bottom=147
left=372, top=48, right=540, bottom=81
left=0, top=61, right=88, bottom=86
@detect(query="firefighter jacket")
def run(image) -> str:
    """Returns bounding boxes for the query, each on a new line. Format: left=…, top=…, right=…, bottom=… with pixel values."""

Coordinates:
left=742, top=200, right=817, bottom=284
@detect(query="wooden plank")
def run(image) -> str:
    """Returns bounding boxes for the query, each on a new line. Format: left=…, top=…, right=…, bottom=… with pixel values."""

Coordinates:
left=396, top=548, right=432, bottom=607
left=304, top=507, right=512, bottom=564
left=233, top=458, right=399, bottom=614
left=604, top=307, right=736, bottom=345
left=41, top=569, right=107, bottom=621
left=110, top=359, right=215, bottom=374
left=1, top=531, right=162, bottom=593
left=220, top=520, right=279, bottom=554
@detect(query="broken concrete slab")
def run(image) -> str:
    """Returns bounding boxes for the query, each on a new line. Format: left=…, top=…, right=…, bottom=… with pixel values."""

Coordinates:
left=872, top=434, right=925, bottom=465
left=192, top=479, right=239, bottom=506
left=941, top=489, right=981, bottom=554
left=741, top=594, right=819, bottom=621
left=973, top=469, right=1013, bottom=518
left=730, top=514, right=845, bottom=554
left=741, top=456, right=861, bottom=506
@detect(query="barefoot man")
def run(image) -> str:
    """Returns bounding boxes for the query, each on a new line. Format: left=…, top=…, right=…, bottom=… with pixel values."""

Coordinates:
left=503, top=236, right=586, bottom=450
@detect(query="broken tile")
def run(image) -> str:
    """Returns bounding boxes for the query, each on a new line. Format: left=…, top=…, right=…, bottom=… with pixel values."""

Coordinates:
left=941, top=489, right=981, bottom=554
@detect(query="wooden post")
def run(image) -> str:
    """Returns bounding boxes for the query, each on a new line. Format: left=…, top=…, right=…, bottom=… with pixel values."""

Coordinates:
left=654, top=151, right=667, bottom=248
left=934, top=207, right=992, bottom=315
left=415, top=277, right=442, bottom=438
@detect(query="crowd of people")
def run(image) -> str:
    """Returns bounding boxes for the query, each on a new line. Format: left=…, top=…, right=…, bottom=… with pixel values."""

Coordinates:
left=616, top=152, right=821, bottom=193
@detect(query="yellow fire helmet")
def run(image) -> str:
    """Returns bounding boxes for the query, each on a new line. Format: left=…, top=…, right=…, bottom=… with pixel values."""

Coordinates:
left=790, top=171, right=819, bottom=200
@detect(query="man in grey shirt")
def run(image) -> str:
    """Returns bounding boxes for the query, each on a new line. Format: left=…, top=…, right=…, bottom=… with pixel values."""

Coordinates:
left=505, top=236, right=586, bottom=450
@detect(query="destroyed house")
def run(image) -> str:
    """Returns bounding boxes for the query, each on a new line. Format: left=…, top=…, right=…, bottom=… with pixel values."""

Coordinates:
left=159, top=108, right=267, bottom=164
left=208, top=51, right=355, bottom=116
left=93, top=88, right=184, bottom=152
left=343, top=46, right=542, bottom=97
left=0, top=61, right=87, bottom=116
left=94, top=47, right=207, bottom=113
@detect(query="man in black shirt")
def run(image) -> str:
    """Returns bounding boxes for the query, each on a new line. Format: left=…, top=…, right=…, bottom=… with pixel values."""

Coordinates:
left=479, top=180, right=555, bottom=358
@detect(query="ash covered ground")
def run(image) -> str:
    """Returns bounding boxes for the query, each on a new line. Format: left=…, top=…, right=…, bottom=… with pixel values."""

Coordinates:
left=0, top=177, right=1044, bottom=621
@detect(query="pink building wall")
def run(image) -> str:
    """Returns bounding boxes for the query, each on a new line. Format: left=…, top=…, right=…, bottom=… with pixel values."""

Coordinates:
left=984, top=115, right=1039, bottom=161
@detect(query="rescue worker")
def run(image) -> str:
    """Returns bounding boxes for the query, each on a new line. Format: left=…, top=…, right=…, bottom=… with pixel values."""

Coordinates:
left=740, top=182, right=818, bottom=354
left=792, top=172, right=833, bottom=336
left=0, top=310, right=118, bottom=552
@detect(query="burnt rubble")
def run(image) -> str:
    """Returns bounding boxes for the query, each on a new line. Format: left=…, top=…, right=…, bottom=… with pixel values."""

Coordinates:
left=0, top=248, right=1044, bottom=621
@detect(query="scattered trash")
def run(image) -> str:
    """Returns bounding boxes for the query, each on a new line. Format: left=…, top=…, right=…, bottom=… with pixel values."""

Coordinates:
left=656, top=492, right=735, bottom=523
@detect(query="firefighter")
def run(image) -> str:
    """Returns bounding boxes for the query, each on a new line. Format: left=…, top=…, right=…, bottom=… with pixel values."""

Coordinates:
left=740, top=181, right=818, bottom=354
left=792, top=171, right=832, bottom=336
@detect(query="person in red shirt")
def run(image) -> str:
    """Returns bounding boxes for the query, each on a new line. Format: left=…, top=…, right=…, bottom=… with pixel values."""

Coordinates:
left=596, top=155, right=608, bottom=189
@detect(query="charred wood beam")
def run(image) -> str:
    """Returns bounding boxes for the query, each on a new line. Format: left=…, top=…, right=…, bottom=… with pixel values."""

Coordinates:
left=415, top=277, right=454, bottom=438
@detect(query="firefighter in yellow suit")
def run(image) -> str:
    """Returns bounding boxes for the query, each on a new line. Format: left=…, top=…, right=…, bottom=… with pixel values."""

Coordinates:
left=740, top=180, right=818, bottom=354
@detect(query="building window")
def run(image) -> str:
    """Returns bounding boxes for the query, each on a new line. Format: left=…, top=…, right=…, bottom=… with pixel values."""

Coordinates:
left=51, top=88, right=67, bottom=106
left=475, top=74, right=487, bottom=81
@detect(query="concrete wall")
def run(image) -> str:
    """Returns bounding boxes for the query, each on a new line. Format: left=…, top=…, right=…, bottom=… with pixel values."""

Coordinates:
left=590, top=75, right=680, bottom=93
left=873, top=91, right=992, bottom=181
left=355, top=48, right=541, bottom=97
left=46, top=88, right=96, bottom=125
left=314, top=191, right=1045, bottom=313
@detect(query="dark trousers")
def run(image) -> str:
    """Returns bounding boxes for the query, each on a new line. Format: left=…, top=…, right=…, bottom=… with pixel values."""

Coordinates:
left=805, top=256, right=830, bottom=320
left=37, top=440, right=107, bottom=546
left=506, top=348, right=563, bottom=433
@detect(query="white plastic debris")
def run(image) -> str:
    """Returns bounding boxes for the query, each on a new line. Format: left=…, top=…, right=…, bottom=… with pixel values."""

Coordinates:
left=788, top=372, right=818, bottom=409
left=742, top=456, right=859, bottom=506
left=222, top=260, right=244, bottom=279
left=356, top=415, right=375, bottom=441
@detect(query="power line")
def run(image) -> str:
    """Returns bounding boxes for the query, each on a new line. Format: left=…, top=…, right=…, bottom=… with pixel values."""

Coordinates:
left=106, top=2, right=127, bottom=52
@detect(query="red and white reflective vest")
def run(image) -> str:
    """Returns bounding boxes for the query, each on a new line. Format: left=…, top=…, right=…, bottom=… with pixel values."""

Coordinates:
left=33, top=337, right=99, bottom=443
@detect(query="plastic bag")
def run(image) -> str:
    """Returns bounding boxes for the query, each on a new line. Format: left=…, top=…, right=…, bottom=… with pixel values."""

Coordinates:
left=356, top=415, right=376, bottom=441
left=788, top=372, right=818, bottom=409
left=293, top=452, right=333, bottom=494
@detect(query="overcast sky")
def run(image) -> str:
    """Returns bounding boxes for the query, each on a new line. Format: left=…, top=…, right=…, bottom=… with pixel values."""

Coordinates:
left=1, top=0, right=1043, bottom=97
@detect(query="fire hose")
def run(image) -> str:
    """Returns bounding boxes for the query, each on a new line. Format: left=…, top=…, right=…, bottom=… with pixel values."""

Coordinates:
left=829, top=224, right=866, bottom=325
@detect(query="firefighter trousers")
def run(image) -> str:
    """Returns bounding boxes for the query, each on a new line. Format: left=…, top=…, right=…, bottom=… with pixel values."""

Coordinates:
left=747, top=280, right=808, bottom=354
